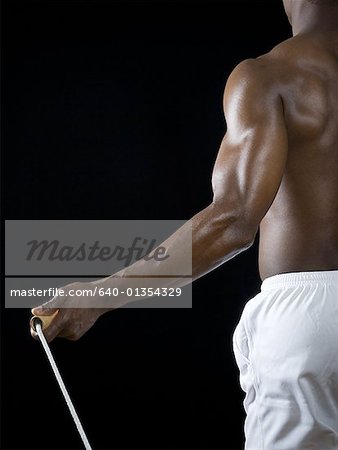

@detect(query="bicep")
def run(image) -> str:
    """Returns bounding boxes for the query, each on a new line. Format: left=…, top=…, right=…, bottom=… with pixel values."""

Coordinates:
left=211, top=64, right=288, bottom=228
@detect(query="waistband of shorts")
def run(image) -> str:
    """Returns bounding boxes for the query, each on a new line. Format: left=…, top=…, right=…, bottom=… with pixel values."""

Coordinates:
left=261, top=270, right=338, bottom=291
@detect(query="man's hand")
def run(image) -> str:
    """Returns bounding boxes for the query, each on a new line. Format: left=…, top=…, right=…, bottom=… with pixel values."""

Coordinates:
left=30, top=281, right=112, bottom=343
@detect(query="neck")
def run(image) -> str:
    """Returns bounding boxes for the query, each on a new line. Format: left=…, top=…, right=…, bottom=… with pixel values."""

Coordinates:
left=291, top=3, right=338, bottom=36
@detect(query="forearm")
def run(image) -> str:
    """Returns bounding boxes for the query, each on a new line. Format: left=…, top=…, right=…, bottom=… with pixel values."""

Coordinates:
left=191, top=202, right=255, bottom=278
left=98, top=203, right=255, bottom=307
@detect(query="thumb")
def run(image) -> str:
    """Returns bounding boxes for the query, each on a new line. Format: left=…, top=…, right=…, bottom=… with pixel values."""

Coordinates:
left=31, top=305, right=59, bottom=316
left=31, top=297, right=61, bottom=316
left=32, top=291, right=65, bottom=316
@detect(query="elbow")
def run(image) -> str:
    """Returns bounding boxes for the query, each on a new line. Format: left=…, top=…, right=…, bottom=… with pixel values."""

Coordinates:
left=233, top=220, right=257, bottom=252
left=242, top=229, right=256, bottom=251
left=240, top=215, right=258, bottom=247
left=209, top=201, right=258, bottom=252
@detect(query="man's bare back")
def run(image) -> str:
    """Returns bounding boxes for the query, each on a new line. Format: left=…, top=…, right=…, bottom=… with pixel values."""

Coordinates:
left=259, top=33, right=338, bottom=279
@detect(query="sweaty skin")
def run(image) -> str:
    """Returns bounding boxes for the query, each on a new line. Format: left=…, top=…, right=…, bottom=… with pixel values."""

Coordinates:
left=31, top=0, right=338, bottom=342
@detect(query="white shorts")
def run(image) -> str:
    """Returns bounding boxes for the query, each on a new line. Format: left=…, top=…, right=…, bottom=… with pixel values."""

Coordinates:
left=233, top=270, right=338, bottom=450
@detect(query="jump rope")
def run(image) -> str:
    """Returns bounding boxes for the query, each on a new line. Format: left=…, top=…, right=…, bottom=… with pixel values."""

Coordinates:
left=30, top=312, right=93, bottom=450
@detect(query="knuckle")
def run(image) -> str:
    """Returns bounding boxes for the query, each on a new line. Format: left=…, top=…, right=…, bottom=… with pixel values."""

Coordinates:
left=67, top=333, right=79, bottom=341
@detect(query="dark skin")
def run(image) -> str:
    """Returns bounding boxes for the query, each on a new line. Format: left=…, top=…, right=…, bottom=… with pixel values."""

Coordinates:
left=31, top=0, right=338, bottom=342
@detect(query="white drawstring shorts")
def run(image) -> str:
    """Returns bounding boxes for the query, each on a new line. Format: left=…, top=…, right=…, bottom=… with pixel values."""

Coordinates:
left=233, top=270, right=338, bottom=450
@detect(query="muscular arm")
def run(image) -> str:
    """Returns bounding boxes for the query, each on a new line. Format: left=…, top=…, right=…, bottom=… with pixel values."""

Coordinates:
left=111, top=60, right=288, bottom=283
left=32, top=60, right=289, bottom=340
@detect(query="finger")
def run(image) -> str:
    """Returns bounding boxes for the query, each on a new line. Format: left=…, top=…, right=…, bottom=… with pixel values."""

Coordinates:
left=63, top=322, right=88, bottom=341
left=59, top=330, right=78, bottom=340
left=41, top=309, right=68, bottom=343
left=31, top=295, right=63, bottom=316
left=57, top=315, right=85, bottom=340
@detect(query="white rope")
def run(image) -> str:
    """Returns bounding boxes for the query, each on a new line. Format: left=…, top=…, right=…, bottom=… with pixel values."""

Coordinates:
left=36, top=322, right=92, bottom=450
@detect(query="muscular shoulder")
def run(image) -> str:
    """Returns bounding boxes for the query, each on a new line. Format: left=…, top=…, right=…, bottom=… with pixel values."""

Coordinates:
left=225, top=36, right=317, bottom=100
left=269, top=35, right=328, bottom=64
left=223, top=58, right=282, bottom=120
left=225, top=58, right=271, bottom=96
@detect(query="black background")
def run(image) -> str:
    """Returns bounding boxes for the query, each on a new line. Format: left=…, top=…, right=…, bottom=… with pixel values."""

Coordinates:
left=2, top=1, right=290, bottom=449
